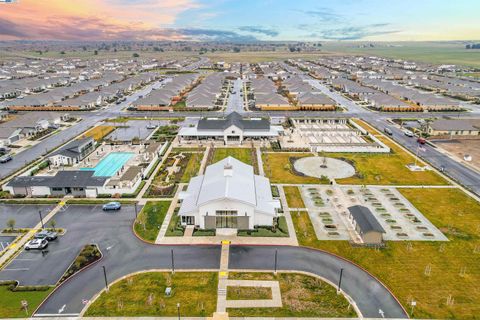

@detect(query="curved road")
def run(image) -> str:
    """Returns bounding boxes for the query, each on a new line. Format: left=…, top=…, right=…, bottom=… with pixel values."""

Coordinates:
left=36, top=244, right=407, bottom=319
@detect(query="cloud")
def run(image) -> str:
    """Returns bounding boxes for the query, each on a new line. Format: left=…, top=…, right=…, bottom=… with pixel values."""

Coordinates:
left=300, top=8, right=341, bottom=22
left=176, top=28, right=258, bottom=42
left=238, top=26, right=279, bottom=37
left=0, top=18, right=28, bottom=38
left=316, top=24, right=400, bottom=40
left=0, top=0, right=204, bottom=41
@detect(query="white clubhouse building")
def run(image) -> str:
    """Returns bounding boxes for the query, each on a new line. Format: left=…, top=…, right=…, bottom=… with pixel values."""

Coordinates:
left=178, top=156, right=281, bottom=229
left=178, top=112, right=282, bottom=144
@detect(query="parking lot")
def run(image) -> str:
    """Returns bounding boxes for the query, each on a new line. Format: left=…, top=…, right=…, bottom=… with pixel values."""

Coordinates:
left=0, top=204, right=56, bottom=230
left=0, top=235, right=16, bottom=251
left=0, top=203, right=139, bottom=285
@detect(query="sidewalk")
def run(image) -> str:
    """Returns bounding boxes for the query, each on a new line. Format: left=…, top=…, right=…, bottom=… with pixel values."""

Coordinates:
left=155, top=183, right=184, bottom=243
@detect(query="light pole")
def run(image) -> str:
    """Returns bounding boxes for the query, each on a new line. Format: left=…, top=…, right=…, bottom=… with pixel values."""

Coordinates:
left=176, top=303, right=180, bottom=320
left=171, top=249, right=175, bottom=274
left=102, top=266, right=109, bottom=291
left=337, top=268, right=344, bottom=293
left=38, top=210, right=44, bottom=229
left=274, top=249, right=278, bottom=274
left=134, top=203, right=138, bottom=219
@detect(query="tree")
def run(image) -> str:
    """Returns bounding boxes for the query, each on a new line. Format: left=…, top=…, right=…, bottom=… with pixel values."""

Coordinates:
left=49, top=219, right=57, bottom=231
left=233, top=47, right=241, bottom=53
left=60, top=51, right=65, bottom=55
left=132, top=52, right=140, bottom=58
left=94, top=50, right=98, bottom=55
left=6, top=219, right=15, bottom=230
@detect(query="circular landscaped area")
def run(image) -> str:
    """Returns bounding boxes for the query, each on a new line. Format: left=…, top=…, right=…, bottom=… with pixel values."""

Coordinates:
left=293, top=157, right=355, bottom=179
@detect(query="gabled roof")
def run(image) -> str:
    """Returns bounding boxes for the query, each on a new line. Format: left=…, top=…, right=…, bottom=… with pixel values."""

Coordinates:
left=7, top=170, right=107, bottom=188
left=179, top=156, right=278, bottom=216
left=348, top=205, right=385, bottom=234
left=197, top=112, right=270, bottom=131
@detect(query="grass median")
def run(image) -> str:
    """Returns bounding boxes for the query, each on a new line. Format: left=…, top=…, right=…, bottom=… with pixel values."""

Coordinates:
left=84, top=272, right=217, bottom=317
left=227, top=272, right=356, bottom=317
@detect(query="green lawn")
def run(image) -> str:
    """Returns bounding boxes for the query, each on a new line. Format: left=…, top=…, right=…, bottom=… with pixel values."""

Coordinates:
left=227, top=286, right=272, bottom=300
left=291, top=188, right=480, bottom=319
left=0, top=285, right=53, bottom=318
left=180, top=152, right=202, bottom=183
left=211, top=148, right=253, bottom=166
left=227, top=273, right=356, bottom=317
left=283, top=186, right=305, bottom=208
left=134, top=201, right=171, bottom=242
left=85, top=272, right=218, bottom=317
left=262, top=153, right=321, bottom=184
left=322, top=42, right=480, bottom=68
left=332, top=120, right=448, bottom=185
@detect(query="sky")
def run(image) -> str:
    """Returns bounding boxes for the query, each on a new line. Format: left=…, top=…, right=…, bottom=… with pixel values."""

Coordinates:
left=0, top=0, right=479, bottom=41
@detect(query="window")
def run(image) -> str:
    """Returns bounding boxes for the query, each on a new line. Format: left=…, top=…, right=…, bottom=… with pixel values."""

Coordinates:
left=215, top=210, right=237, bottom=216
left=52, top=187, right=63, bottom=191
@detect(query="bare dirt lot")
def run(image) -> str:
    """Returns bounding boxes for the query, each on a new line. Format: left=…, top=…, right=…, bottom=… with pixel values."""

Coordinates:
left=433, top=138, right=480, bottom=170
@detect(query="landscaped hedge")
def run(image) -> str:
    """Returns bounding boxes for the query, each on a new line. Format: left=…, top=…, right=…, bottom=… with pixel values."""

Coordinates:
left=59, top=244, right=101, bottom=283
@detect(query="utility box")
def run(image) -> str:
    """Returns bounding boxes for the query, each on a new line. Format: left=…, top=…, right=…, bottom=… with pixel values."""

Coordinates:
left=165, top=287, right=172, bottom=296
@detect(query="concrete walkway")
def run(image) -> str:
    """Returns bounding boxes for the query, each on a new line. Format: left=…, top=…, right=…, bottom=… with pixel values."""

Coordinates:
left=215, top=241, right=230, bottom=315
left=255, top=146, right=264, bottom=176
left=199, top=145, right=212, bottom=174
left=137, top=142, right=173, bottom=203
left=277, top=185, right=299, bottom=246
left=155, top=183, right=185, bottom=243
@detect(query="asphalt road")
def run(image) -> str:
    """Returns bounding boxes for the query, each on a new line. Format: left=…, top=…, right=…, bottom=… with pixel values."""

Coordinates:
left=230, top=245, right=408, bottom=319
left=33, top=244, right=407, bottom=318
left=225, top=78, right=244, bottom=113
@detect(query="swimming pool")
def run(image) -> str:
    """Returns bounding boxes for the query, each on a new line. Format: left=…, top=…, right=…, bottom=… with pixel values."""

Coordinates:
left=81, top=152, right=134, bottom=177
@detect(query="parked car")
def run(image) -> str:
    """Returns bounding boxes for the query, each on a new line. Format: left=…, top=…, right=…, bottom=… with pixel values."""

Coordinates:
left=146, top=124, right=157, bottom=129
left=417, top=137, right=426, bottom=145
left=34, top=230, right=58, bottom=241
left=384, top=127, right=393, bottom=135
left=25, top=239, right=48, bottom=250
left=0, top=154, right=12, bottom=163
left=102, top=201, right=122, bottom=211
left=403, top=130, right=414, bottom=137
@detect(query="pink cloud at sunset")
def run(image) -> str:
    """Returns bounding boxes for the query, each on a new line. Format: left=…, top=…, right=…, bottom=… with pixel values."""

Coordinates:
left=0, top=0, right=201, bottom=40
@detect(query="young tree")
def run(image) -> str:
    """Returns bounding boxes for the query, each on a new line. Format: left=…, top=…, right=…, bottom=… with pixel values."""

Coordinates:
left=49, top=219, right=57, bottom=231
left=6, top=219, right=15, bottom=230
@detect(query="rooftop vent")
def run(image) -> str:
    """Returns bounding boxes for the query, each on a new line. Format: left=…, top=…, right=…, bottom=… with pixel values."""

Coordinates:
left=224, top=164, right=233, bottom=177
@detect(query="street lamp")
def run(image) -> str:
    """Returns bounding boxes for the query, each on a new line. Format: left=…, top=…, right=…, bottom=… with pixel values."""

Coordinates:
left=102, top=266, right=109, bottom=291
left=176, top=303, right=180, bottom=320
left=38, top=210, right=44, bottom=229
left=337, top=268, right=344, bottom=293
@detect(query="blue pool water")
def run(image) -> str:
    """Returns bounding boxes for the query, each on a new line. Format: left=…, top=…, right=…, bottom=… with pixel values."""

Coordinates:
left=81, top=152, right=134, bottom=177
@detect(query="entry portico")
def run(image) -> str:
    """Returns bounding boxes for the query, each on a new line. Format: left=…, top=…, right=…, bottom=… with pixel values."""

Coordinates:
left=178, top=156, right=281, bottom=230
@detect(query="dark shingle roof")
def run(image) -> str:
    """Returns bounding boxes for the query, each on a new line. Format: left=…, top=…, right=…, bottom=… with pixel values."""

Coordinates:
left=197, top=112, right=270, bottom=131
left=7, top=171, right=107, bottom=188
left=348, top=205, right=385, bottom=234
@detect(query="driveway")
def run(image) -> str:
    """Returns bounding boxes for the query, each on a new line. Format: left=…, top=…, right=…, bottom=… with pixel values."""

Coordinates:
left=35, top=244, right=407, bottom=318
left=0, top=204, right=55, bottom=229
left=229, top=245, right=408, bottom=319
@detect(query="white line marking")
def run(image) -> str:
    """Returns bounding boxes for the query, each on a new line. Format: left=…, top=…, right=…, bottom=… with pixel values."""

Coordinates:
left=3, top=268, right=29, bottom=271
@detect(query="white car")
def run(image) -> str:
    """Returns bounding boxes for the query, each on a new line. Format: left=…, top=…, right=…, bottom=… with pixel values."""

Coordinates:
left=403, top=130, right=414, bottom=137
left=25, top=239, right=48, bottom=250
